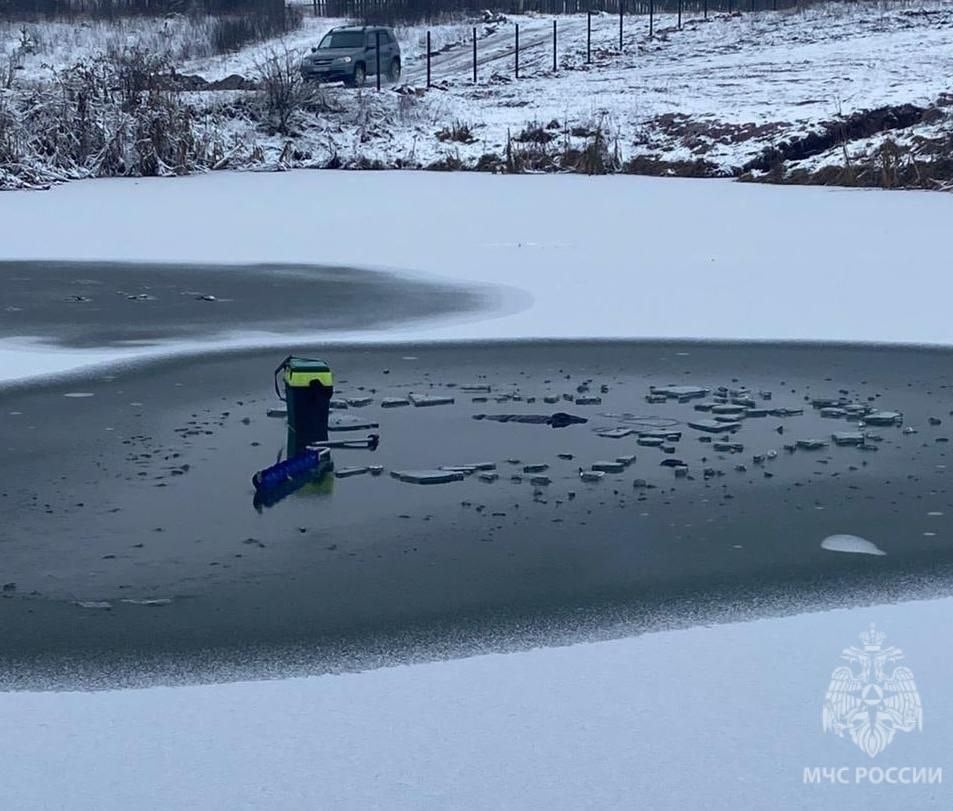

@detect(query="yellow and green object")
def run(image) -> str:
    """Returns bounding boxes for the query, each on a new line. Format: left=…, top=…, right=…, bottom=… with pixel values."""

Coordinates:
left=274, top=355, right=334, bottom=452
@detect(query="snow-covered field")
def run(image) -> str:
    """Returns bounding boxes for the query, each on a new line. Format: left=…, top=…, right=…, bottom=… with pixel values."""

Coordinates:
left=2, top=1, right=951, bottom=188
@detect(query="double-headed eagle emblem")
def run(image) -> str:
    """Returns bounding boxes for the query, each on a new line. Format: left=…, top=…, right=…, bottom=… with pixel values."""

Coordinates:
left=822, top=623, right=922, bottom=758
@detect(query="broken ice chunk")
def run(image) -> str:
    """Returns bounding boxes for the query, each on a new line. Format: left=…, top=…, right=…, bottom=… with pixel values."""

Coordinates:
left=334, top=466, right=370, bottom=478
left=649, top=385, right=709, bottom=400
left=820, top=534, right=886, bottom=556
left=592, top=460, right=626, bottom=473
left=596, top=427, right=636, bottom=439
left=687, top=419, right=741, bottom=434
left=329, top=415, right=380, bottom=432
left=832, top=432, right=865, bottom=446
left=409, top=394, right=455, bottom=407
left=863, top=411, right=902, bottom=426
left=390, top=470, right=465, bottom=484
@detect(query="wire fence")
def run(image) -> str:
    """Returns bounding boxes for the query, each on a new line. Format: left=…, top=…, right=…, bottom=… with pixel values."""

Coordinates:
left=306, top=0, right=815, bottom=23
left=306, top=0, right=848, bottom=89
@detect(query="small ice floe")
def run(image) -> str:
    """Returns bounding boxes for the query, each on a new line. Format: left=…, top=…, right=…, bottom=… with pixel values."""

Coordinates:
left=408, top=394, right=454, bottom=407
left=649, top=385, right=708, bottom=400
left=596, top=427, right=636, bottom=439
left=120, top=598, right=173, bottom=607
left=334, top=466, right=369, bottom=479
left=329, top=415, right=379, bottom=432
left=592, top=460, right=626, bottom=473
left=390, top=470, right=464, bottom=485
left=863, top=411, right=902, bottom=426
left=820, top=534, right=886, bottom=556
left=64, top=392, right=94, bottom=398
left=76, top=600, right=112, bottom=609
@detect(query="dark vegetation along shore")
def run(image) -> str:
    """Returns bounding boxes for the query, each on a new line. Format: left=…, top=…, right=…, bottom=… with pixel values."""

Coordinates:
left=4, top=335, right=953, bottom=689
left=2, top=3, right=950, bottom=192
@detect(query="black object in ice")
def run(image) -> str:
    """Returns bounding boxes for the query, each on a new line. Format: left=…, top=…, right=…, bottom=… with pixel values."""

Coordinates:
left=472, top=412, right=588, bottom=428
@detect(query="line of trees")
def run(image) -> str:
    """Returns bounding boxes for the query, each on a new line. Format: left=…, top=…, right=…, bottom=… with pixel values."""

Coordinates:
left=0, top=0, right=289, bottom=20
left=313, top=0, right=809, bottom=25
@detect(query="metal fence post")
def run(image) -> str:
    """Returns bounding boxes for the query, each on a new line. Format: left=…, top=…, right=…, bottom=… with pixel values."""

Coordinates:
left=426, top=30, right=431, bottom=88
left=587, top=10, right=591, bottom=64
left=472, top=27, right=477, bottom=83
left=552, top=19, right=557, bottom=72
left=704, top=0, right=708, bottom=19
left=619, top=0, right=623, bottom=50
left=375, top=30, right=381, bottom=91
left=678, top=0, right=682, bottom=28
left=515, top=23, right=520, bottom=78
left=649, top=0, right=654, bottom=37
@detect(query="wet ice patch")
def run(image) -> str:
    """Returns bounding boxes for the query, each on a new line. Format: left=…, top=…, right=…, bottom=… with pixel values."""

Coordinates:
left=63, top=392, right=94, bottom=398
left=820, top=534, right=886, bottom=556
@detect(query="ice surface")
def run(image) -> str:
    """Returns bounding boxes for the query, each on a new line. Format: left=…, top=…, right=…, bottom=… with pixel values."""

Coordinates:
left=4, top=171, right=953, bottom=808
left=3, top=172, right=953, bottom=387
left=2, top=598, right=951, bottom=809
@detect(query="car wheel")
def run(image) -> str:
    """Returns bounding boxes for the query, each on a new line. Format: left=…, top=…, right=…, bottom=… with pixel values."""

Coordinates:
left=388, top=57, right=401, bottom=83
left=351, top=63, right=366, bottom=87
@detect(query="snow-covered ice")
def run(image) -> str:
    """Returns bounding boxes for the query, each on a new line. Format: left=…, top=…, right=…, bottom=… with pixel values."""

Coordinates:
left=1, top=598, right=950, bottom=809
left=1, top=169, right=952, bottom=386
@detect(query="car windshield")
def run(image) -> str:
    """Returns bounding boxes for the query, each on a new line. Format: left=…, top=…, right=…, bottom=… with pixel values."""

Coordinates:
left=317, top=31, right=364, bottom=49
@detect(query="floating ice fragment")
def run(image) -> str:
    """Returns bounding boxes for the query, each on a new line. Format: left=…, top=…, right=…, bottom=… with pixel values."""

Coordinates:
left=408, top=394, right=454, bottom=407
left=820, top=534, right=886, bottom=556
left=390, top=470, right=465, bottom=485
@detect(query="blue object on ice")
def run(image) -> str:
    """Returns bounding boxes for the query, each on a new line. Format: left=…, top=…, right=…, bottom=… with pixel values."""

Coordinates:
left=253, top=447, right=330, bottom=491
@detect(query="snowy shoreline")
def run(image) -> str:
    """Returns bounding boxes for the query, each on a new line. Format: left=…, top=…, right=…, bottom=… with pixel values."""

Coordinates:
left=2, top=3, right=951, bottom=191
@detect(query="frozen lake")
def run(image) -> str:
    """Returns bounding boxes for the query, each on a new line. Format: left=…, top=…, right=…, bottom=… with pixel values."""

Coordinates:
left=1, top=171, right=952, bottom=809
